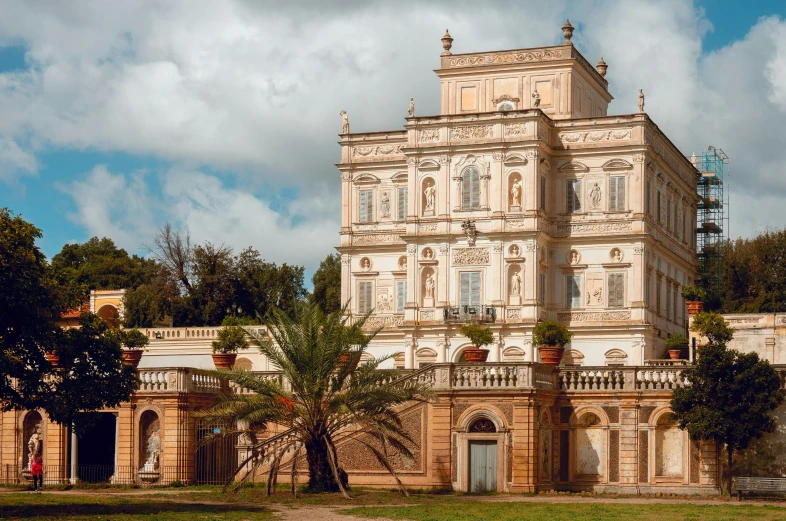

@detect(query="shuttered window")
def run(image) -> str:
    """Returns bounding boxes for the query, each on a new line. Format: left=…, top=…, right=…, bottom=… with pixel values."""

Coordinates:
left=397, top=187, right=408, bottom=221
left=609, top=176, right=625, bottom=211
left=645, top=273, right=651, bottom=308
left=656, top=191, right=661, bottom=222
left=539, top=272, right=546, bottom=306
left=461, top=167, right=481, bottom=209
left=666, top=198, right=671, bottom=230
left=656, top=278, right=662, bottom=315
left=459, top=272, right=482, bottom=309
left=565, top=275, right=581, bottom=309
left=359, top=190, right=373, bottom=223
left=645, top=179, right=651, bottom=214
left=608, top=272, right=625, bottom=307
left=396, top=280, right=406, bottom=313
left=566, top=179, right=581, bottom=213
left=357, top=281, right=373, bottom=314
left=540, top=176, right=546, bottom=210
left=672, top=285, right=678, bottom=322
left=666, top=283, right=672, bottom=320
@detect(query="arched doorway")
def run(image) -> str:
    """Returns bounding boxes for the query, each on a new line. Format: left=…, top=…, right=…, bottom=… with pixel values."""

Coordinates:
left=468, top=418, right=497, bottom=493
left=96, top=305, right=120, bottom=328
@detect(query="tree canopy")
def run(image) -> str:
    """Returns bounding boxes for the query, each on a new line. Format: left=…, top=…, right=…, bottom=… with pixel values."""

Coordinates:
left=671, top=312, right=783, bottom=495
left=312, top=253, right=341, bottom=315
left=720, top=229, right=786, bottom=313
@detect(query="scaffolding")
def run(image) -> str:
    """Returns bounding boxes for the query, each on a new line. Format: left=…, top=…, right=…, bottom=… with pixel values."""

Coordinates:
left=691, top=146, right=728, bottom=301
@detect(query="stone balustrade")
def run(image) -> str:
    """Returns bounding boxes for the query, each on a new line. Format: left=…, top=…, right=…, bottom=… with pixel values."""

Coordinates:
left=142, top=325, right=266, bottom=341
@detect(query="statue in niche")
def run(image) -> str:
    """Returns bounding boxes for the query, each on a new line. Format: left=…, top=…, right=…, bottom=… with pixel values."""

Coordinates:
left=612, top=248, right=622, bottom=262
left=461, top=219, right=477, bottom=246
left=144, top=427, right=160, bottom=471
left=424, top=273, right=435, bottom=299
left=532, top=88, right=541, bottom=108
left=380, top=191, right=391, bottom=217
left=408, top=98, right=415, bottom=117
left=589, top=183, right=601, bottom=209
left=340, top=110, right=350, bottom=133
left=637, top=89, right=645, bottom=113
left=360, top=257, right=371, bottom=271
left=424, top=181, right=436, bottom=211
left=511, top=178, right=522, bottom=207
left=511, top=270, right=522, bottom=297
left=570, top=251, right=579, bottom=264
left=27, top=424, right=42, bottom=468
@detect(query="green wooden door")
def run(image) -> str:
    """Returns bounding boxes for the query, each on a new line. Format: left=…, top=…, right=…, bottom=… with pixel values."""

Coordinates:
left=469, top=440, right=497, bottom=493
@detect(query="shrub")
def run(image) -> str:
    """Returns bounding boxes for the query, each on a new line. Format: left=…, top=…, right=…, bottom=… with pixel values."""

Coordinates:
left=681, top=285, right=706, bottom=302
left=533, top=320, right=573, bottom=347
left=691, top=311, right=734, bottom=346
left=665, top=334, right=688, bottom=349
left=121, top=328, right=149, bottom=350
left=459, top=324, right=494, bottom=349
left=212, top=325, right=249, bottom=354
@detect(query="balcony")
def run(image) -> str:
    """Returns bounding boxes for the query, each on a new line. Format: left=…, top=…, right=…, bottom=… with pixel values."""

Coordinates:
left=442, top=305, right=496, bottom=324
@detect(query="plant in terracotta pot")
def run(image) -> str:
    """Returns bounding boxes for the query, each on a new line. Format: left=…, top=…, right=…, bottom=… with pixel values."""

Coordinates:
left=459, top=324, right=494, bottom=362
left=665, top=334, right=688, bottom=361
left=120, top=328, right=149, bottom=368
left=212, top=316, right=250, bottom=369
left=681, top=285, right=706, bottom=315
left=533, top=320, right=573, bottom=366
left=45, top=349, right=61, bottom=368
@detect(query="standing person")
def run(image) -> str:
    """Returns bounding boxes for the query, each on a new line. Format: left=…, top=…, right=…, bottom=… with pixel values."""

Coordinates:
left=31, top=455, right=43, bottom=492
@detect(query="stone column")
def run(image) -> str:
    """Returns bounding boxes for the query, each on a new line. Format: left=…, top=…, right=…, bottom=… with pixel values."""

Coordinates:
left=438, top=243, right=449, bottom=307
left=404, top=340, right=416, bottom=370
left=69, top=423, right=78, bottom=484
left=437, top=340, right=448, bottom=363
left=340, top=254, right=351, bottom=311
left=491, top=335, right=503, bottom=362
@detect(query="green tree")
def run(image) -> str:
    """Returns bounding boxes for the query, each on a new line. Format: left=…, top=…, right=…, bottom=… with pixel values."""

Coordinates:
left=199, top=300, right=431, bottom=496
left=720, top=229, right=786, bottom=313
left=459, top=324, right=494, bottom=349
left=671, top=312, right=784, bottom=495
left=312, top=253, right=341, bottom=315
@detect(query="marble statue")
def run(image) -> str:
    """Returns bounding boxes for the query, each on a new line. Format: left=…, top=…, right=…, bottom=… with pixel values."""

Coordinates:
left=511, top=179, right=522, bottom=207
left=511, top=271, right=522, bottom=297
left=27, top=424, right=42, bottom=467
left=408, top=98, right=415, bottom=117
left=340, top=110, right=350, bottom=133
left=425, top=273, right=435, bottom=299
left=424, top=181, right=436, bottom=211
left=532, top=88, right=541, bottom=108
left=590, top=183, right=601, bottom=209
left=612, top=249, right=622, bottom=262
left=360, top=257, right=371, bottom=270
left=144, top=428, right=160, bottom=471
left=637, top=89, right=645, bottom=113
left=570, top=251, right=579, bottom=264
left=380, top=191, right=391, bottom=217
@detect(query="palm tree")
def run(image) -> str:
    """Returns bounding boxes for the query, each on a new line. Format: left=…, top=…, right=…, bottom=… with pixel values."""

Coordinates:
left=199, top=300, right=431, bottom=497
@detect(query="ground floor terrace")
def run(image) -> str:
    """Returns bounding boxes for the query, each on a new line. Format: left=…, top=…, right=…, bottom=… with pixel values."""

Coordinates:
left=3, top=362, right=785, bottom=494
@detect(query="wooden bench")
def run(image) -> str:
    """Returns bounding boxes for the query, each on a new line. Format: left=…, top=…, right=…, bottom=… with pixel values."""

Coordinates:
left=735, top=476, right=786, bottom=500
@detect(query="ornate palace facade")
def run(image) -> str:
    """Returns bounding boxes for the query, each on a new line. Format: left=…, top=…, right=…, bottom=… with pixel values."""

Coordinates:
left=338, top=25, right=698, bottom=369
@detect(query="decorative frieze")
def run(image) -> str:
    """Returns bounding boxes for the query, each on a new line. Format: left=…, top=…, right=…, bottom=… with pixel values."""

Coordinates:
left=556, top=222, right=632, bottom=235
left=557, top=311, right=632, bottom=322
left=506, top=308, right=522, bottom=319
left=419, top=128, right=440, bottom=143
left=353, top=233, right=405, bottom=245
left=446, top=48, right=563, bottom=68
left=353, top=144, right=404, bottom=157
left=506, top=220, right=528, bottom=230
left=505, top=123, right=528, bottom=138
left=420, top=310, right=436, bottom=321
left=452, top=247, right=490, bottom=266
left=450, top=125, right=493, bottom=140
left=364, top=316, right=404, bottom=329
left=558, top=129, right=632, bottom=144
left=420, top=223, right=439, bottom=233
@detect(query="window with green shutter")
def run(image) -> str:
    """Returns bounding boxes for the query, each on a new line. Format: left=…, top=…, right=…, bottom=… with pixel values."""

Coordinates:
left=566, top=179, right=581, bottom=213
left=607, top=272, right=625, bottom=307
left=565, top=275, right=581, bottom=309
left=358, top=280, right=373, bottom=314
left=359, top=190, right=373, bottom=223
left=397, top=187, right=408, bottom=221
left=645, top=179, right=651, bottom=214
left=460, top=271, right=482, bottom=309
left=609, top=176, right=625, bottom=211
left=539, top=272, right=546, bottom=306
left=540, top=176, right=546, bottom=210
left=461, top=167, right=481, bottom=209
left=396, top=279, right=406, bottom=313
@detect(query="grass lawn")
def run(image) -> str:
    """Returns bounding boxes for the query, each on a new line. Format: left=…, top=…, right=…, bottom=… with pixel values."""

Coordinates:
left=345, top=501, right=786, bottom=521
left=0, top=491, right=273, bottom=520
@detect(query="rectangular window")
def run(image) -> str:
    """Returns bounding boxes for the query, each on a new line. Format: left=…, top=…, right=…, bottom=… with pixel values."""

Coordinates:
left=396, top=280, right=407, bottom=313
left=565, top=274, right=581, bottom=309
left=540, top=176, right=546, bottom=210
left=461, top=167, right=481, bottom=209
left=397, top=187, right=408, bottom=221
left=672, top=285, right=678, bottom=322
left=666, top=199, right=671, bottom=229
left=358, top=280, right=373, bottom=314
left=656, top=277, right=662, bottom=315
left=645, top=179, right=651, bottom=215
left=682, top=211, right=686, bottom=242
left=609, top=176, right=626, bottom=211
left=608, top=272, right=625, bottom=307
left=656, top=191, right=661, bottom=222
left=666, top=283, right=672, bottom=321
left=566, top=179, right=581, bottom=214
left=359, top=189, right=373, bottom=223
left=539, top=272, right=546, bottom=306
left=459, top=271, right=482, bottom=309
left=645, top=273, right=651, bottom=308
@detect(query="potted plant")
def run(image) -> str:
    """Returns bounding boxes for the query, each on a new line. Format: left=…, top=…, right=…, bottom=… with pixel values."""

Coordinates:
left=665, top=334, right=688, bottom=360
left=45, top=349, right=60, bottom=368
left=533, top=320, right=573, bottom=366
left=459, top=324, right=494, bottom=362
left=212, top=317, right=249, bottom=369
left=681, top=285, right=706, bottom=315
left=120, top=328, right=149, bottom=368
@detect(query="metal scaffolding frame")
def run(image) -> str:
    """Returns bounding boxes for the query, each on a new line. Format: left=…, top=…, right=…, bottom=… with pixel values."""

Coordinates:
left=691, top=146, right=728, bottom=300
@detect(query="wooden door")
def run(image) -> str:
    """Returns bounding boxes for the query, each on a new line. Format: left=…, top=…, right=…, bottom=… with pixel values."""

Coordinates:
left=469, top=440, right=497, bottom=493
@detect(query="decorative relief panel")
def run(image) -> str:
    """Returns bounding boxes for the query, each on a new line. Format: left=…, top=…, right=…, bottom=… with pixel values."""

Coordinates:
left=446, top=48, right=563, bottom=68
left=452, top=247, right=490, bottom=266
left=558, top=129, right=632, bottom=145
left=557, top=311, right=632, bottom=322
left=363, top=316, right=404, bottom=329
left=420, top=310, right=436, bottom=321
left=419, top=128, right=440, bottom=143
left=353, top=144, right=404, bottom=157
left=506, top=220, right=528, bottom=230
left=420, top=223, right=438, bottom=233
left=450, top=125, right=493, bottom=140
left=556, top=222, right=632, bottom=235
left=506, top=308, right=522, bottom=319
left=353, top=233, right=405, bottom=245
left=504, top=123, right=528, bottom=137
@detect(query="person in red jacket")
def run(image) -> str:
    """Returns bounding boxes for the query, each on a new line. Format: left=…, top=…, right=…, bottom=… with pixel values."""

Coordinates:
left=30, top=456, right=43, bottom=492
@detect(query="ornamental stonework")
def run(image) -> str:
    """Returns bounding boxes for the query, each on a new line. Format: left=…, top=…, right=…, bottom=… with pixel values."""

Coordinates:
left=419, top=128, right=440, bottom=143
left=450, top=125, right=493, bottom=140
left=556, top=222, right=632, bottom=235
left=352, top=144, right=403, bottom=157
left=559, top=129, right=631, bottom=144
left=363, top=316, right=404, bottom=329
left=446, top=48, right=563, bottom=68
left=452, top=247, right=490, bottom=266
left=353, top=233, right=405, bottom=245
left=505, top=123, right=528, bottom=137
left=557, top=311, right=632, bottom=322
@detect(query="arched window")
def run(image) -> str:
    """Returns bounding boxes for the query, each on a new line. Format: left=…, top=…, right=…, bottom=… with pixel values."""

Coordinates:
left=469, top=417, right=497, bottom=433
left=461, top=167, right=481, bottom=209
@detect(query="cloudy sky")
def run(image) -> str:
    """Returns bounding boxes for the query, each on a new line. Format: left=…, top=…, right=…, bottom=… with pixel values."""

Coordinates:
left=2, top=0, right=786, bottom=279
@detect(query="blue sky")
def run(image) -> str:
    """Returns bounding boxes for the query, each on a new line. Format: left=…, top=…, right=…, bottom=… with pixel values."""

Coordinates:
left=2, top=0, right=786, bottom=275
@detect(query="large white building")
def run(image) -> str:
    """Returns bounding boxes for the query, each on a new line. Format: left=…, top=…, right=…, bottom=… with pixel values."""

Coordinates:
left=337, top=25, right=699, bottom=368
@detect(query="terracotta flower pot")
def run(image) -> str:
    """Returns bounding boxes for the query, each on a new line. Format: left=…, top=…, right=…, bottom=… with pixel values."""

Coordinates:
left=686, top=301, right=704, bottom=315
left=338, top=352, right=361, bottom=371
left=462, top=348, right=489, bottom=362
left=668, top=349, right=682, bottom=360
left=212, top=353, right=237, bottom=369
left=122, top=349, right=143, bottom=368
left=45, top=351, right=60, bottom=368
left=539, top=345, right=565, bottom=366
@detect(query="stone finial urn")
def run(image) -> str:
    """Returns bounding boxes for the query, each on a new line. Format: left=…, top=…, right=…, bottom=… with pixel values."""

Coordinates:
left=122, top=349, right=143, bottom=368
left=462, top=348, right=490, bottom=363
left=441, top=29, right=453, bottom=56
left=597, top=57, right=608, bottom=77
left=562, top=19, right=574, bottom=44
left=539, top=346, right=565, bottom=366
